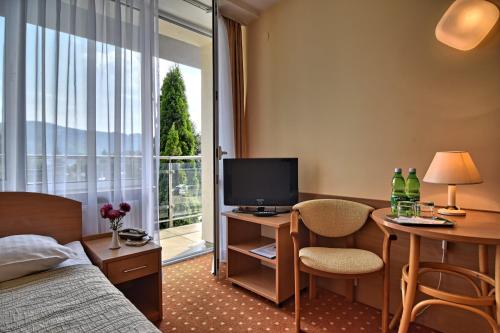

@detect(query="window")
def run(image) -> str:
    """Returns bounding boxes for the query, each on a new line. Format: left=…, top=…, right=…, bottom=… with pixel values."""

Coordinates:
left=24, top=22, right=143, bottom=196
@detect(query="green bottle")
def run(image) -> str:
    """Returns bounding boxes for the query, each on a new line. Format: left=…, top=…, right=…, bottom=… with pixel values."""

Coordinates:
left=405, top=168, right=420, bottom=203
left=391, top=168, right=407, bottom=214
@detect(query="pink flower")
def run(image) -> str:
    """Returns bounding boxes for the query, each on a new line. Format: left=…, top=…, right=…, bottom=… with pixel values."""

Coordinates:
left=119, top=202, right=131, bottom=212
left=106, top=209, right=122, bottom=220
left=100, top=204, right=113, bottom=218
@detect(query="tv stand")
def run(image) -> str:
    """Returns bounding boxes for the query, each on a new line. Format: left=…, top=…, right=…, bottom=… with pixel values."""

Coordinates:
left=222, top=211, right=307, bottom=304
left=232, top=206, right=291, bottom=215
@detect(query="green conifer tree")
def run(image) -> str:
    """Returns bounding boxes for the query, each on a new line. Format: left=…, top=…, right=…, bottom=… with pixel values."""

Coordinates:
left=163, top=124, right=182, bottom=156
left=158, top=65, right=201, bottom=227
left=159, top=66, right=197, bottom=156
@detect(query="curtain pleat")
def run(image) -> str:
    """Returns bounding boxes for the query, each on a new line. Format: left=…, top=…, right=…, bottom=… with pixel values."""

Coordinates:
left=0, top=0, right=160, bottom=238
left=86, top=0, right=98, bottom=234
left=3, top=1, right=28, bottom=191
left=112, top=0, right=122, bottom=206
left=224, top=17, right=246, bottom=158
left=140, top=0, right=159, bottom=238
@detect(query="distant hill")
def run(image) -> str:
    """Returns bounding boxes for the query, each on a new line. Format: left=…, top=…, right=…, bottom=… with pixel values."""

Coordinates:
left=26, top=121, right=142, bottom=155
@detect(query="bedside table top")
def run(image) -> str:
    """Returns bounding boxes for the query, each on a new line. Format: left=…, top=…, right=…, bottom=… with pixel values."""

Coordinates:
left=83, top=233, right=161, bottom=263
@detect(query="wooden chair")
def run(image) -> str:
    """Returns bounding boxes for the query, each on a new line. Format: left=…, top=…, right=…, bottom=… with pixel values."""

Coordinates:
left=290, top=199, right=396, bottom=333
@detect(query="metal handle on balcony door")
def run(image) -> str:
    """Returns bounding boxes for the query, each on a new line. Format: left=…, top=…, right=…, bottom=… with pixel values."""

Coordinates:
left=216, top=146, right=227, bottom=161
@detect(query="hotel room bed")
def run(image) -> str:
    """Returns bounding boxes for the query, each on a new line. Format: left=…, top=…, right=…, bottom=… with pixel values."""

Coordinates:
left=0, top=193, right=161, bottom=333
left=0, top=263, right=160, bottom=333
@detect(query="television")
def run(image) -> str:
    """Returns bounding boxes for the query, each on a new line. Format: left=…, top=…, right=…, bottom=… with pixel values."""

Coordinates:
left=223, top=158, right=298, bottom=208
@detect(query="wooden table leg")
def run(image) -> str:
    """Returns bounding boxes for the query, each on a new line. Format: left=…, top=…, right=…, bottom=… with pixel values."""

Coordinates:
left=495, top=245, right=500, bottom=325
left=479, top=244, right=493, bottom=316
left=398, top=234, right=420, bottom=333
left=389, top=303, right=403, bottom=330
left=479, top=244, right=489, bottom=293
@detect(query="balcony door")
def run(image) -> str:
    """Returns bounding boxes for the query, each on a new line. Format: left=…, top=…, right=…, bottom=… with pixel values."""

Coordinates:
left=157, top=0, right=215, bottom=264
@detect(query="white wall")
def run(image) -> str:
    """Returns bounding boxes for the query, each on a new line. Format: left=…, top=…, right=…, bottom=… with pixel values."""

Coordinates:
left=246, top=0, right=500, bottom=212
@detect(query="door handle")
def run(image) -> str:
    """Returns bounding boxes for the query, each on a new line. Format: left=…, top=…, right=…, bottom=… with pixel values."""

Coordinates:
left=216, top=146, right=227, bottom=160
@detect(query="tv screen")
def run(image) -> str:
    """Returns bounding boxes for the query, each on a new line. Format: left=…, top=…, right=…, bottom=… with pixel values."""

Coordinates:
left=223, top=158, right=298, bottom=207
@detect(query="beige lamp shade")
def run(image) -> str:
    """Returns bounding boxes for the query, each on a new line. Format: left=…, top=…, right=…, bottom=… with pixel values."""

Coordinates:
left=424, top=151, right=482, bottom=185
left=435, top=0, right=499, bottom=51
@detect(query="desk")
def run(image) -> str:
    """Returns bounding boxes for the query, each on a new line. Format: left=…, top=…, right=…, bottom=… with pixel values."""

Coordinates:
left=372, top=208, right=500, bottom=333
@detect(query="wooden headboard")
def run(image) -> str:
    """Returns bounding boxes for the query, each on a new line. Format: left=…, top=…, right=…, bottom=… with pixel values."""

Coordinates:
left=0, top=192, right=82, bottom=244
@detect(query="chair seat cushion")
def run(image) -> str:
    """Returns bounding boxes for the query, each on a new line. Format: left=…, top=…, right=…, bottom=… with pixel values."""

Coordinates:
left=299, top=247, right=383, bottom=274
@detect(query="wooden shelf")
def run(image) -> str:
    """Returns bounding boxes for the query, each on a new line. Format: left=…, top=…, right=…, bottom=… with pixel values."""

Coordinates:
left=224, top=211, right=299, bottom=304
left=228, top=236, right=276, bottom=264
left=222, top=211, right=290, bottom=228
left=228, top=265, right=276, bottom=302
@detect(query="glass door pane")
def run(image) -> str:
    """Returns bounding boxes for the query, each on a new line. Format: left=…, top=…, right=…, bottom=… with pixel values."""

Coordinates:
left=157, top=0, right=214, bottom=264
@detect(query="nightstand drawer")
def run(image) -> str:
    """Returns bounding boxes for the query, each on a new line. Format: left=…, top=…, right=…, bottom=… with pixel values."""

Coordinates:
left=107, top=252, right=159, bottom=284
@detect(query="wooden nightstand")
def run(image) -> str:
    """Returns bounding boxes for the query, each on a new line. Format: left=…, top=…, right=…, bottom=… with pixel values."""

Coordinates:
left=82, top=233, right=163, bottom=322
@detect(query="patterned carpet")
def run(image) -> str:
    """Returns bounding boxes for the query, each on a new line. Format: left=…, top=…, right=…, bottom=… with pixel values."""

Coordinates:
left=159, top=255, right=436, bottom=333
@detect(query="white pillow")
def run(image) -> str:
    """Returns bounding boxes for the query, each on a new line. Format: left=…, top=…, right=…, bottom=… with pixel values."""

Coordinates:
left=0, top=234, right=77, bottom=282
left=54, top=241, right=92, bottom=269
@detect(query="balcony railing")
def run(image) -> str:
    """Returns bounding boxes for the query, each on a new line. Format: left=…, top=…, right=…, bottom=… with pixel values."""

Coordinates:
left=25, top=154, right=142, bottom=194
left=14, top=154, right=202, bottom=229
left=158, top=155, right=202, bottom=229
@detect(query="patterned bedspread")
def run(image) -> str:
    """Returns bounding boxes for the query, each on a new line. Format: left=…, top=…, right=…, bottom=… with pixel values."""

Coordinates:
left=0, top=265, right=160, bottom=333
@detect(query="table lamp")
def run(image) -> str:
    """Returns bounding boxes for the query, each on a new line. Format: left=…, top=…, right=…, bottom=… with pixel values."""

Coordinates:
left=423, top=151, right=482, bottom=216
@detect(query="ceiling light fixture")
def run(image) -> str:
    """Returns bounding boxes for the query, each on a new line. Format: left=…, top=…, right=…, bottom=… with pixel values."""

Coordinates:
left=436, top=0, right=499, bottom=51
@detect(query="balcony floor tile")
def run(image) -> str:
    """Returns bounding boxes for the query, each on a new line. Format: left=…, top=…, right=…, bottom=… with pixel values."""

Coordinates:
left=159, top=222, right=211, bottom=261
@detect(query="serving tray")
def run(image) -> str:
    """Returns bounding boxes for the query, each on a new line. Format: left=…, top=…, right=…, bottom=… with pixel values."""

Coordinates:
left=385, top=214, right=455, bottom=227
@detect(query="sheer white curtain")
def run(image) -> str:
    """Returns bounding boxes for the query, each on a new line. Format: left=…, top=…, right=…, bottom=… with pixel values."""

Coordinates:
left=0, top=0, right=160, bottom=238
left=217, top=14, right=235, bottom=262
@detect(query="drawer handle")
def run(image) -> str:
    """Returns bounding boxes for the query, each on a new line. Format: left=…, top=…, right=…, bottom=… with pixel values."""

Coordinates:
left=123, top=265, right=147, bottom=273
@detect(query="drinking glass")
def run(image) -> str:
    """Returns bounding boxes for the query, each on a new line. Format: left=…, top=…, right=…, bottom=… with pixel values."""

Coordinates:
left=397, top=201, right=415, bottom=218
left=416, top=201, right=434, bottom=218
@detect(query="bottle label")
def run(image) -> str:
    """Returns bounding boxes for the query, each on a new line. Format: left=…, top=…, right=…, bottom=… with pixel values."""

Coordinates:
left=406, top=194, right=420, bottom=202
left=391, top=194, right=408, bottom=214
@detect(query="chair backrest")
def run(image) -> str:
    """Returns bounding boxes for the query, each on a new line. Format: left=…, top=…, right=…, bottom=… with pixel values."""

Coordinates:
left=292, top=199, right=374, bottom=238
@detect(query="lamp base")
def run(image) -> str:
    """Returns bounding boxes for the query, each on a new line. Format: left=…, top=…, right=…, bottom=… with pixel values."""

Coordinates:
left=438, top=207, right=466, bottom=216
